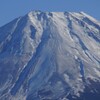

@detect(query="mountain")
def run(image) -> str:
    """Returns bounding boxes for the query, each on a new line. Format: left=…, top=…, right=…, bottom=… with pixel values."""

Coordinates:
left=0, top=11, right=100, bottom=100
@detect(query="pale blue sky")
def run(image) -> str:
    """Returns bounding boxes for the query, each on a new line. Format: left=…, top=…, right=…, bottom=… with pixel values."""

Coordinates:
left=0, top=0, right=100, bottom=26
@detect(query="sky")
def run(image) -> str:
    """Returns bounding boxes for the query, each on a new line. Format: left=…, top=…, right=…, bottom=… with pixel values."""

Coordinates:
left=0, top=0, right=100, bottom=27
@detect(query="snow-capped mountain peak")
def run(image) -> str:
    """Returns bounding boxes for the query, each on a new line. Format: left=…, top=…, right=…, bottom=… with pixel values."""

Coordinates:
left=0, top=11, right=100, bottom=100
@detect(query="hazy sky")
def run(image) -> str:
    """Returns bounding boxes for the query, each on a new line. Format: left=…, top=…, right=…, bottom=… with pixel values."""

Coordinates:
left=0, top=0, right=100, bottom=26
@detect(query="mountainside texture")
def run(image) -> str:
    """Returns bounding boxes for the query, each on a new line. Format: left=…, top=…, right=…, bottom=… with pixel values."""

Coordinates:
left=0, top=11, right=100, bottom=100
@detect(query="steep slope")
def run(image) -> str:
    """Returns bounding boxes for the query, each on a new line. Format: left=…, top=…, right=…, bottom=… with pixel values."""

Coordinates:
left=0, top=11, right=100, bottom=100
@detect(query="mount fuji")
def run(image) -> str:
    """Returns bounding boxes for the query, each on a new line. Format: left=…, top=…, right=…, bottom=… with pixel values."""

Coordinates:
left=0, top=11, right=100, bottom=100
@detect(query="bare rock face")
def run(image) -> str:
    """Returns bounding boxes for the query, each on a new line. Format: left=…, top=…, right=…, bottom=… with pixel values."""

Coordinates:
left=0, top=11, right=100, bottom=100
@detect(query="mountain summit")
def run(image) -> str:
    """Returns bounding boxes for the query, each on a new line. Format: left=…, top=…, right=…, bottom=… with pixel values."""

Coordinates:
left=0, top=11, right=100, bottom=100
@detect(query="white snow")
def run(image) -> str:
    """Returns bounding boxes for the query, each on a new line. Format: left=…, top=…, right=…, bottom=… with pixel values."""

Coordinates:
left=0, top=11, right=100, bottom=100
